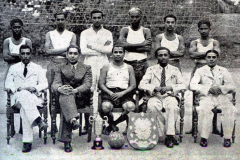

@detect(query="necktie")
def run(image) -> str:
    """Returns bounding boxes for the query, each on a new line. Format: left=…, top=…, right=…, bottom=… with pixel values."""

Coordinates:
left=23, top=65, right=27, bottom=77
left=72, top=65, right=75, bottom=74
left=210, top=67, right=214, bottom=77
left=160, top=67, right=166, bottom=87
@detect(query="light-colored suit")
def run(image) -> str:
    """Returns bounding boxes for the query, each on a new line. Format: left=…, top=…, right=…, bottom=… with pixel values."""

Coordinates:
left=139, top=64, right=186, bottom=136
left=190, top=65, right=236, bottom=139
left=5, top=62, right=48, bottom=142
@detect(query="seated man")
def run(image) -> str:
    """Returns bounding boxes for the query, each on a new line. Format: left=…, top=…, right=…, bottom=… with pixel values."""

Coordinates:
left=139, top=47, right=186, bottom=148
left=5, top=45, right=48, bottom=153
left=98, top=45, right=136, bottom=135
left=190, top=50, right=236, bottom=148
left=52, top=45, right=92, bottom=152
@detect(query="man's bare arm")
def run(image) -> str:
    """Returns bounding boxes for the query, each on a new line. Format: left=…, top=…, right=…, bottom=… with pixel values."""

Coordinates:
left=170, top=35, right=185, bottom=58
left=3, top=39, right=15, bottom=61
left=44, top=32, right=68, bottom=56
left=189, top=40, right=206, bottom=59
left=98, top=65, right=113, bottom=95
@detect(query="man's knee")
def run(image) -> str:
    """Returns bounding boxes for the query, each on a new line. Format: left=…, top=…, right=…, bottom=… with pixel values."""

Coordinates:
left=147, top=97, right=161, bottom=113
left=123, top=101, right=135, bottom=112
left=165, top=98, right=178, bottom=111
left=101, top=101, right=113, bottom=114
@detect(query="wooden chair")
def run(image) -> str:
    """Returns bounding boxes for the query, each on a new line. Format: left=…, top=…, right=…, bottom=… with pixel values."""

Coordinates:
left=97, top=90, right=139, bottom=132
left=141, top=89, right=186, bottom=143
left=6, top=89, right=48, bottom=145
left=50, top=91, right=93, bottom=144
left=191, top=90, right=236, bottom=143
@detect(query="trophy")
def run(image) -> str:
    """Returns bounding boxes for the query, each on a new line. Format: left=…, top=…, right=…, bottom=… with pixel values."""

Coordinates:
left=89, top=114, right=108, bottom=150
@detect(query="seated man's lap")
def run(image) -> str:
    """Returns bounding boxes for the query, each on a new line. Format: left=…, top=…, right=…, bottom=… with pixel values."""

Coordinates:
left=102, top=88, right=134, bottom=109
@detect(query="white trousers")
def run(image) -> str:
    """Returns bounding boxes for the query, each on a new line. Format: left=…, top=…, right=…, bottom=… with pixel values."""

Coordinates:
left=197, top=94, right=236, bottom=139
left=15, top=90, right=41, bottom=143
left=147, top=96, right=179, bottom=136
left=84, top=55, right=109, bottom=90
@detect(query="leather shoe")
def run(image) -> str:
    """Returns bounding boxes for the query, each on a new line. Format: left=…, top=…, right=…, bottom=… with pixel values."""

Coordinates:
left=22, top=143, right=32, bottom=153
left=38, top=121, right=48, bottom=131
left=200, top=138, right=208, bottom=147
left=223, top=139, right=231, bottom=148
left=165, top=136, right=174, bottom=148
left=72, top=120, right=80, bottom=130
left=172, top=137, right=179, bottom=145
left=64, top=142, right=72, bottom=152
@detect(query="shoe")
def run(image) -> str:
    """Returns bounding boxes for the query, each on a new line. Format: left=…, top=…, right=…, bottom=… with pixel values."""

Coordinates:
left=200, top=138, right=208, bottom=147
left=223, top=139, right=231, bottom=148
left=72, top=120, right=80, bottom=130
left=38, top=121, right=48, bottom=131
left=165, top=136, right=174, bottom=148
left=172, top=137, right=180, bottom=145
left=22, top=143, right=32, bottom=153
left=111, top=125, right=119, bottom=132
left=64, top=142, right=72, bottom=152
left=122, top=127, right=128, bottom=136
left=81, top=125, right=88, bottom=135
left=102, top=126, right=111, bottom=135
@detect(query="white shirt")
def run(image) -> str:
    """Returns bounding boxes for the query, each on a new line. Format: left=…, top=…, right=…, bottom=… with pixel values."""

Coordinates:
left=80, top=25, right=113, bottom=56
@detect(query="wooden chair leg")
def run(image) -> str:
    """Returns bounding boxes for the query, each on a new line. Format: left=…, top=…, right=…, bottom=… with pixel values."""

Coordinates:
left=51, top=93, right=57, bottom=144
left=43, top=91, right=48, bottom=144
left=6, top=113, right=11, bottom=144
left=39, top=113, right=42, bottom=138
left=79, top=113, right=82, bottom=136
left=11, top=113, right=16, bottom=137
left=87, top=123, right=92, bottom=143
left=193, top=109, right=198, bottom=143
left=232, top=120, right=236, bottom=143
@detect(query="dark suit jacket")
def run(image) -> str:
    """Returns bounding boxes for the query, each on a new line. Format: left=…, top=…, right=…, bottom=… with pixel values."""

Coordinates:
left=52, top=61, right=92, bottom=105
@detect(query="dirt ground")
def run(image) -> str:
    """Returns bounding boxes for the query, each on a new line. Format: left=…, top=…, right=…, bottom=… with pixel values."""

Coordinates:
left=0, top=57, right=240, bottom=159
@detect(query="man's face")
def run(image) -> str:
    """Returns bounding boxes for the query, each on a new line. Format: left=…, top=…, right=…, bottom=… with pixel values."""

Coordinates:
left=91, top=13, right=103, bottom=28
left=55, top=14, right=66, bottom=29
left=165, top=17, right=176, bottom=32
left=157, top=49, right=170, bottom=65
left=129, top=11, right=141, bottom=25
left=20, top=48, right=32, bottom=64
left=198, top=24, right=210, bottom=37
left=206, top=52, right=218, bottom=68
left=112, top=47, right=125, bottom=62
left=67, top=48, right=80, bottom=64
left=11, top=22, right=22, bottom=35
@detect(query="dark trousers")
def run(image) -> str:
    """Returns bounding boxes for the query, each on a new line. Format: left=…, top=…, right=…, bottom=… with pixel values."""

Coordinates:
left=58, top=94, right=79, bottom=143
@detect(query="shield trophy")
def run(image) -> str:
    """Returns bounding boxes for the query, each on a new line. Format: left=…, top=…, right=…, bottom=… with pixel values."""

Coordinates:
left=89, top=114, right=108, bottom=150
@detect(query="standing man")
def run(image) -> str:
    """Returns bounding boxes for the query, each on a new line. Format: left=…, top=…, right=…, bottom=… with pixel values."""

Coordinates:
left=98, top=45, right=136, bottom=135
left=45, top=12, right=76, bottom=133
left=3, top=18, right=32, bottom=83
left=45, top=12, right=77, bottom=86
left=189, top=20, right=221, bottom=77
left=155, top=14, right=185, bottom=70
left=52, top=45, right=92, bottom=152
left=80, top=9, right=113, bottom=91
left=139, top=47, right=186, bottom=148
left=5, top=45, right=48, bottom=152
left=118, top=7, right=152, bottom=89
left=190, top=50, right=236, bottom=148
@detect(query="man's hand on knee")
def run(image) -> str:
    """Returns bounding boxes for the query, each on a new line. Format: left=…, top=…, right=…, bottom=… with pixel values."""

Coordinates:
left=58, top=85, right=73, bottom=95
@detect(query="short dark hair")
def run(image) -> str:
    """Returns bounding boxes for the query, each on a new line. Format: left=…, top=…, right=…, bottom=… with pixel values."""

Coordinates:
left=54, top=12, right=67, bottom=19
left=10, top=18, right=23, bottom=27
left=205, top=50, right=219, bottom=58
left=67, top=45, right=81, bottom=54
left=164, top=14, right=177, bottom=22
left=112, top=45, right=125, bottom=53
left=90, top=9, right=103, bottom=18
left=155, top=47, right=171, bottom=58
left=198, top=20, right=211, bottom=28
left=19, top=45, right=32, bottom=53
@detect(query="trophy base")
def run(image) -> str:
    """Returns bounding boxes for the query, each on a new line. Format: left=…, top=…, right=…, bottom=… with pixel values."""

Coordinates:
left=91, top=139, right=104, bottom=150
